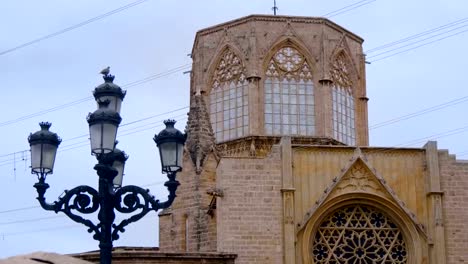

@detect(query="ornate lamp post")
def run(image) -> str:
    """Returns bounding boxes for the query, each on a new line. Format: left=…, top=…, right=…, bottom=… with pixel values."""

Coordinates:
left=27, top=70, right=186, bottom=264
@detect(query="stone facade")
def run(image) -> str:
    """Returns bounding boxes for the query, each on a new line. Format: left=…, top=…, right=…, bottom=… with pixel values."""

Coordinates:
left=156, top=14, right=468, bottom=264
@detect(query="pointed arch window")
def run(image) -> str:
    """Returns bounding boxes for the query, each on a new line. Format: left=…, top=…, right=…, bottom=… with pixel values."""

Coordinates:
left=209, top=48, right=249, bottom=142
left=312, top=204, right=408, bottom=263
left=331, top=52, right=356, bottom=145
left=264, top=46, right=315, bottom=136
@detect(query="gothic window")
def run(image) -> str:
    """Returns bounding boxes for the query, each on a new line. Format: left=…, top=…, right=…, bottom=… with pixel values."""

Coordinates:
left=312, top=204, right=408, bottom=263
left=209, top=48, right=248, bottom=142
left=264, top=46, right=315, bottom=136
left=331, top=52, right=356, bottom=145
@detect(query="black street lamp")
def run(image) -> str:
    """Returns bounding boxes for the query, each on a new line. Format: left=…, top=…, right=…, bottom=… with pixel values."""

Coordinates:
left=27, top=70, right=186, bottom=264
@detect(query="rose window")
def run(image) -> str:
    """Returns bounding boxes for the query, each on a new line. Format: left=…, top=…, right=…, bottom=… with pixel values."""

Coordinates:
left=312, top=204, right=408, bottom=263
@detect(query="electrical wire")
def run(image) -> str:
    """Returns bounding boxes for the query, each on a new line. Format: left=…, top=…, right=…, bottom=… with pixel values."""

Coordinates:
left=369, top=28, right=468, bottom=62
left=370, top=95, right=468, bottom=129
left=325, top=0, right=376, bottom=18
left=0, top=106, right=189, bottom=165
left=0, top=64, right=190, bottom=129
left=0, top=0, right=150, bottom=56
left=367, top=24, right=468, bottom=59
left=322, top=0, right=375, bottom=18
left=0, top=180, right=165, bottom=226
left=0, top=114, right=188, bottom=167
left=366, top=16, right=468, bottom=53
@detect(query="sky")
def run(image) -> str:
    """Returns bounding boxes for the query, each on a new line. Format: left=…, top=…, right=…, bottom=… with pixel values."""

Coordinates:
left=1, top=0, right=468, bottom=258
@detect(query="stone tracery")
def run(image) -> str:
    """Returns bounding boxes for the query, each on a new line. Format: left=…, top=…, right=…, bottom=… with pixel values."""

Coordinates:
left=331, top=52, right=353, bottom=88
left=331, top=51, right=355, bottom=145
left=264, top=45, right=315, bottom=136
left=312, top=204, right=408, bottom=263
left=266, top=46, right=313, bottom=80
left=210, top=47, right=249, bottom=142
left=212, top=48, right=246, bottom=89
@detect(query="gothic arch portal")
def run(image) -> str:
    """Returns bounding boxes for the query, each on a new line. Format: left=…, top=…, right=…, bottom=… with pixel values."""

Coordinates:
left=299, top=194, right=423, bottom=264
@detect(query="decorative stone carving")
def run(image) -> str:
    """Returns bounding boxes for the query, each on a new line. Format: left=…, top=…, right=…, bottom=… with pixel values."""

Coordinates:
left=335, top=162, right=381, bottom=193
left=212, top=48, right=246, bottom=89
left=312, top=204, right=408, bottom=263
left=218, top=136, right=279, bottom=157
left=330, top=51, right=352, bottom=88
left=297, top=154, right=427, bottom=239
left=185, top=94, right=219, bottom=174
left=266, top=46, right=313, bottom=80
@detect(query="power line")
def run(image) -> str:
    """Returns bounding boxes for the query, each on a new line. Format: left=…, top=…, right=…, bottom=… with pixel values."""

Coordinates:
left=7, top=89, right=468, bottom=161
left=367, top=24, right=468, bottom=59
left=0, top=0, right=369, bottom=129
left=370, top=95, right=468, bottom=129
left=2, top=120, right=468, bottom=229
left=0, top=108, right=189, bottom=165
left=0, top=215, right=62, bottom=226
left=0, top=0, right=150, bottom=56
left=366, top=16, right=468, bottom=53
left=0, top=206, right=39, bottom=214
left=322, top=0, right=375, bottom=18
left=0, top=64, right=190, bottom=129
left=0, top=115, right=188, bottom=167
left=369, top=28, right=468, bottom=62
left=0, top=181, right=165, bottom=225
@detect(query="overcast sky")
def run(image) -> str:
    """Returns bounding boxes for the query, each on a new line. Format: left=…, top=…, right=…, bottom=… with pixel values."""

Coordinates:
left=1, top=0, right=467, bottom=258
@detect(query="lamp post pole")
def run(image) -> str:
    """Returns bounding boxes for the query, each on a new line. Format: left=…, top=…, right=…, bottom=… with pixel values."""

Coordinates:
left=28, top=70, right=185, bottom=264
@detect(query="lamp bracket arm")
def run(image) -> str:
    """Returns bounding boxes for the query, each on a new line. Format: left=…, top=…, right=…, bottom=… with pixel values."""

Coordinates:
left=34, top=180, right=101, bottom=239
left=111, top=185, right=161, bottom=241
left=156, top=172, right=180, bottom=209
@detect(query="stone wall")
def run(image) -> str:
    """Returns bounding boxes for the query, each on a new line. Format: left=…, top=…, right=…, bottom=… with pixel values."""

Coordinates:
left=439, top=151, right=468, bottom=263
left=216, top=146, right=283, bottom=264
left=159, top=154, right=218, bottom=252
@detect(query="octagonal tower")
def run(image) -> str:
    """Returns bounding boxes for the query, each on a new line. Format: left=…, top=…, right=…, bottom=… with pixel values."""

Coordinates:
left=190, top=14, right=368, bottom=146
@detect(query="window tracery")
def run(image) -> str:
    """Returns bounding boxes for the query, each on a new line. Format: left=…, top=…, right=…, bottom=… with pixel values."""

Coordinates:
left=312, top=204, right=408, bottom=264
left=264, top=46, right=315, bottom=136
left=331, top=52, right=355, bottom=145
left=209, top=48, right=248, bottom=142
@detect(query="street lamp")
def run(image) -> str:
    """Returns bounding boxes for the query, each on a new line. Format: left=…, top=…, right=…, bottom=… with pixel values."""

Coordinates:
left=28, top=70, right=186, bottom=264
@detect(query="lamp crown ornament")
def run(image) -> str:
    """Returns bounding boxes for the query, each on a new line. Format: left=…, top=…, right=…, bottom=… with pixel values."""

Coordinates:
left=94, top=67, right=126, bottom=114
left=154, top=119, right=186, bottom=145
left=28, top=122, right=62, bottom=146
left=87, top=100, right=122, bottom=125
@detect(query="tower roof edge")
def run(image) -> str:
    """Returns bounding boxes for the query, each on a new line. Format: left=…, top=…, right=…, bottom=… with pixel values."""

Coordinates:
left=191, top=14, right=364, bottom=55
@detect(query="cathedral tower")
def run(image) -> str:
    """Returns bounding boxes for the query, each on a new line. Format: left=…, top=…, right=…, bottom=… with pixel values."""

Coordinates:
left=159, top=14, right=465, bottom=264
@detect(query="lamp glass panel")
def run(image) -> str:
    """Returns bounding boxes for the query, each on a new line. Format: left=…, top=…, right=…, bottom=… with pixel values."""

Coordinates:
left=102, top=123, right=118, bottom=153
left=30, top=144, right=43, bottom=173
left=31, top=143, right=57, bottom=174
left=160, top=142, right=177, bottom=170
left=89, top=123, right=103, bottom=154
left=112, top=160, right=125, bottom=187
left=176, top=143, right=184, bottom=168
left=89, top=123, right=117, bottom=154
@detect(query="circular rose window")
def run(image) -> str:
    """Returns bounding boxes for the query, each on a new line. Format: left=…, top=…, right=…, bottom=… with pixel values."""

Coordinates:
left=311, top=204, right=407, bottom=263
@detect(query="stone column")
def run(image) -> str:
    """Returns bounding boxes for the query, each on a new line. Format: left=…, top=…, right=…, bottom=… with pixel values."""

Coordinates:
left=424, top=141, right=446, bottom=264
left=281, top=137, right=295, bottom=264
left=247, top=75, right=261, bottom=136
left=318, top=78, right=333, bottom=138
